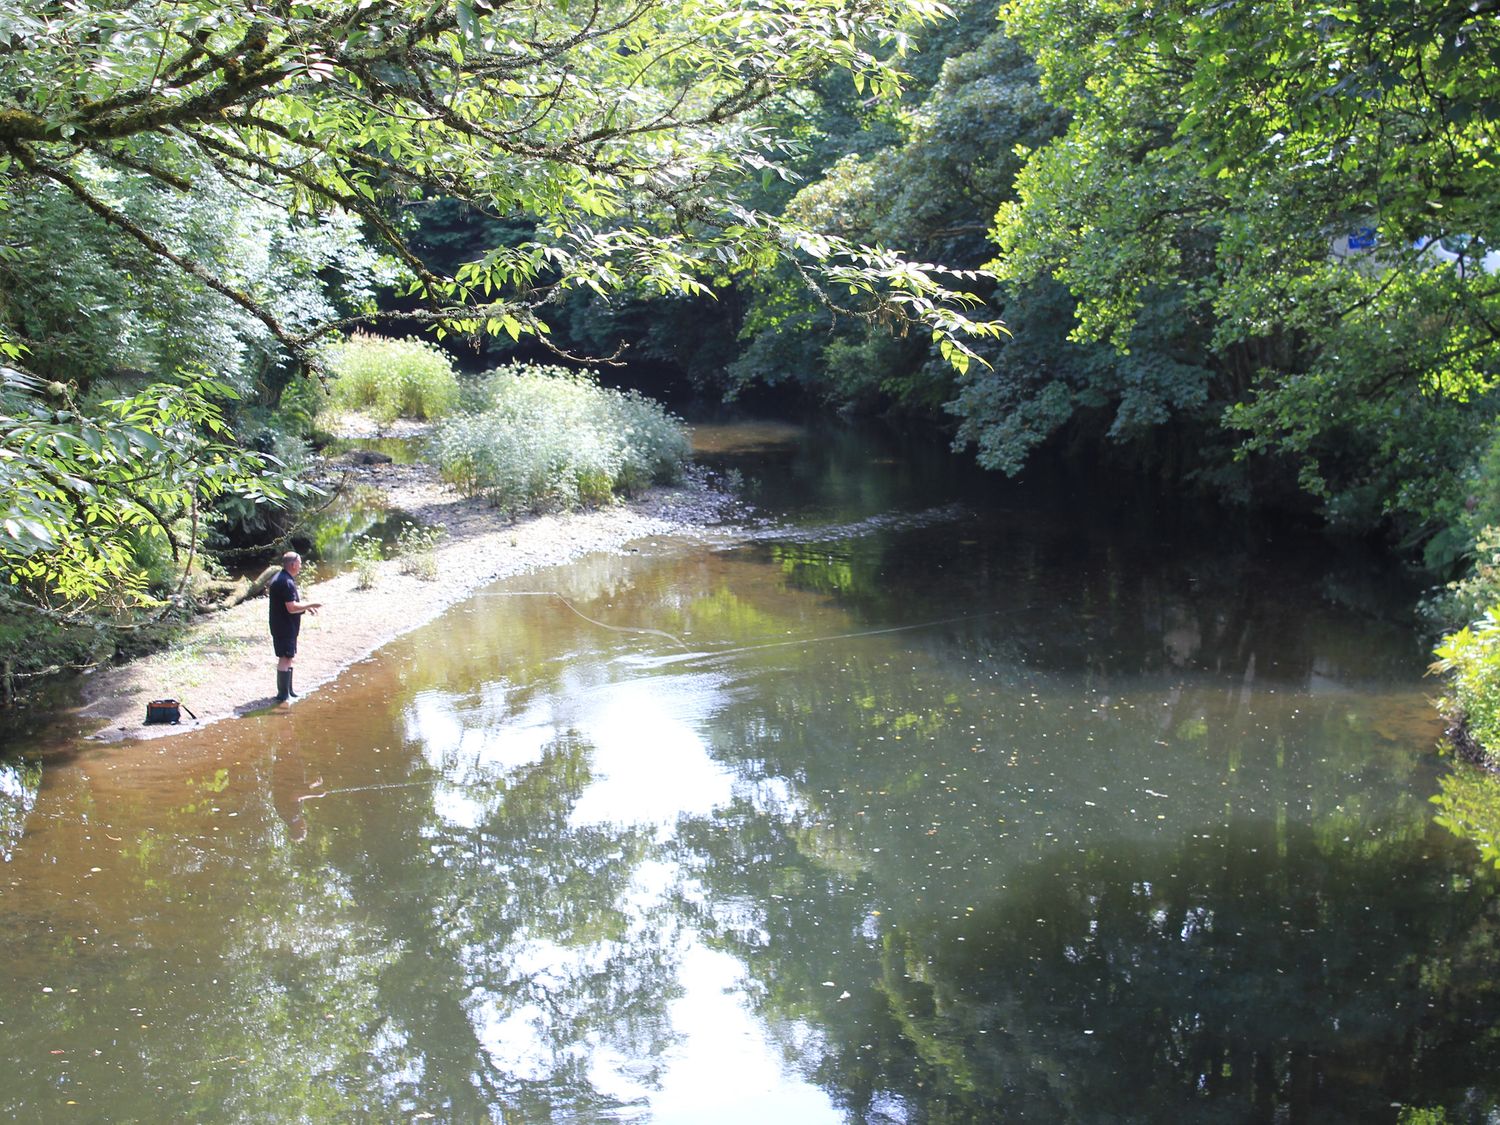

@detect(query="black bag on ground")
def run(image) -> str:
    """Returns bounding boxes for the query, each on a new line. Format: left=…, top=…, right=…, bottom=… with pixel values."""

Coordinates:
left=144, top=699, right=197, bottom=725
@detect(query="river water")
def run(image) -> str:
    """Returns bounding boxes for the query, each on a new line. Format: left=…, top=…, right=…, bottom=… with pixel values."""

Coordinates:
left=3, top=419, right=1499, bottom=1123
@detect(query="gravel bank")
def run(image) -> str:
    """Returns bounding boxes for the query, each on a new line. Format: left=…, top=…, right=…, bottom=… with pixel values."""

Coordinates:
left=73, top=450, right=741, bottom=743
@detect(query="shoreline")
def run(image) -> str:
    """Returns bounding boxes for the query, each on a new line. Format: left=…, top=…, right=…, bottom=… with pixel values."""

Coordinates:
left=71, top=454, right=739, bottom=744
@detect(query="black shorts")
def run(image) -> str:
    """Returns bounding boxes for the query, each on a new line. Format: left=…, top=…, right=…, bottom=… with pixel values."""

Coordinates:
left=272, top=631, right=298, bottom=659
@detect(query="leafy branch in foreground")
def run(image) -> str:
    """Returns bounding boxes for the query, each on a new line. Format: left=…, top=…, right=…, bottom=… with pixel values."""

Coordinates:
left=0, top=0, right=998, bottom=367
left=0, top=367, right=311, bottom=613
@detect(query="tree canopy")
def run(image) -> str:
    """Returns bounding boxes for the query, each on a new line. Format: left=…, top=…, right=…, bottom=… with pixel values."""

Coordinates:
left=0, top=0, right=1003, bottom=611
left=0, top=0, right=998, bottom=360
left=989, top=0, right=1500, bottom=541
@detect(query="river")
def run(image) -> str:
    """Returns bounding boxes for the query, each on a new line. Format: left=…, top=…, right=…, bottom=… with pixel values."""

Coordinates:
left=2, top=418, right=1498, bottom=1123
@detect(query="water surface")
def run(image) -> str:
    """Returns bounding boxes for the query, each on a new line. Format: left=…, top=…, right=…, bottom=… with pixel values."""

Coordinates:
left=3, top=420, right=1496, bottom=1123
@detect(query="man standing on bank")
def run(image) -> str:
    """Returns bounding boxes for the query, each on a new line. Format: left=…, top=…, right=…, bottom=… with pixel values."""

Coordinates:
left=269, top=551, right=322, bottom=703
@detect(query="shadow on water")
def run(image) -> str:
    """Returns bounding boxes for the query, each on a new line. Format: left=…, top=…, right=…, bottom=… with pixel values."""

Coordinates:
left=220, top=481, right=421, bottom=584
left=1, top=416, right=1493, bottom=1123
left=297, top=483, right=421, bottom=577
left=320, top=434, right=426, bottom=465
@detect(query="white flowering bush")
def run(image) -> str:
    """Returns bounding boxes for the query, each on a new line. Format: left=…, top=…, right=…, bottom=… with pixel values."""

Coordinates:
left=428, top=364, right=690, bottom=512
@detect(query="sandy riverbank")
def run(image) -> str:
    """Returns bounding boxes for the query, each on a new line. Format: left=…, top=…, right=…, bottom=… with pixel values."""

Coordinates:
left=73, top=444, right=741, bottom=743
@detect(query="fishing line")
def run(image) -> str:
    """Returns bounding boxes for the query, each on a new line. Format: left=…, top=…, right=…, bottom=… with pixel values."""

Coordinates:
left=675, top=609, right=1007, bottom=663
left=476, top=591, right=690, bottom=648
left=480, top=590, right=1001, bottom=662
left=311, top=780, right=432, bottom=798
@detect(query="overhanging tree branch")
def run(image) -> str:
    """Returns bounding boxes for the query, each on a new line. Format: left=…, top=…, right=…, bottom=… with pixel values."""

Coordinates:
left=3, top=139, right=304, bottom=358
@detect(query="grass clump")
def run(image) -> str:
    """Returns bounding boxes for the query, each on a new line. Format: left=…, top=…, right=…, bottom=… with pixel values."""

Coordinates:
left=428, top=363, right=690, bottom=513
left=324, top=333, right=460, bottom=424
left=396, top=524, right=444, bottom=581
left=351, top=536, right=382, bottom=590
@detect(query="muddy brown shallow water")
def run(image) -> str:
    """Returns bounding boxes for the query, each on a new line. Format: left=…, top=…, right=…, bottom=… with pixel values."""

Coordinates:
left=70, top=452, right=741, bottom=743
left=4, top=419, right=1498, bottom=1124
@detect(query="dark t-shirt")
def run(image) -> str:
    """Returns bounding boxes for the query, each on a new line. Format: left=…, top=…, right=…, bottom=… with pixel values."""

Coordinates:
left=268, top=569, right=301, bottom=639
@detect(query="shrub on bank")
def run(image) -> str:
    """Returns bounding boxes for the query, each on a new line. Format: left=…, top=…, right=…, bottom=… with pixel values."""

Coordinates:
left=1426, top=431, right=1500, bottom=763
left=1433, top=611, right=1500, bottom=761
left=396, top=524, right=444, bottom=581
left=1426, top=527, right=1500, bottom=631
left=324, top=333, right=460, bottom=423
left=351, top=536, right=382, bottom=590
left=428, top=364, right=690, bottom=513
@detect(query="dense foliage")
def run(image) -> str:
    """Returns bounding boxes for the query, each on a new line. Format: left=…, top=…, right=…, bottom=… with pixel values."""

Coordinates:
left=1434, top=614, right=1500, bottom=760
left=324, top=333, right=460, bottom=424
left=728, top=24, right=1066, bottom=412
left=993, top=0, right=1500, bottom=535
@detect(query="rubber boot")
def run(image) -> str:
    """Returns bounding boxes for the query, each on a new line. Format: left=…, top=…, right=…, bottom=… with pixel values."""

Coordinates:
left=276, top=670, right=290, bottom=702
left=287, top=669, right=298, bottom=698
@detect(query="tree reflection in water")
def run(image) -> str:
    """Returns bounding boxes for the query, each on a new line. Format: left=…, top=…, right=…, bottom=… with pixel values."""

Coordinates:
left=4, top=423, right=1498, bottom=1122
